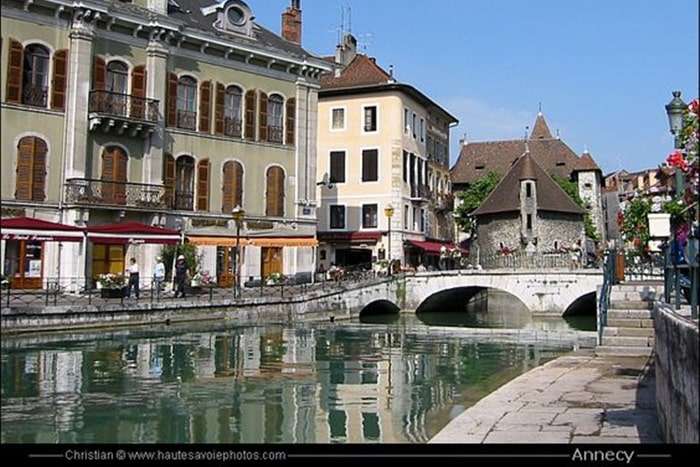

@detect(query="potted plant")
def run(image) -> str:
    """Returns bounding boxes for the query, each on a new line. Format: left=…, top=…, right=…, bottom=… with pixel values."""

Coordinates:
left=266, top=272, right=286, bottom=286
left=97, top=274, right=127, bottom=298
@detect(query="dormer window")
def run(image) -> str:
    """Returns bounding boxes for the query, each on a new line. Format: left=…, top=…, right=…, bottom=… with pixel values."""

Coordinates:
left=206, top=0, right=255, bottom=37
left=227, top=5, right=245, bottom=25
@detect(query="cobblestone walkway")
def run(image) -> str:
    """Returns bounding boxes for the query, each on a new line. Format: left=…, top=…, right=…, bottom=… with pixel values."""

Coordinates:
left=430, top=352, right=661, bottom=444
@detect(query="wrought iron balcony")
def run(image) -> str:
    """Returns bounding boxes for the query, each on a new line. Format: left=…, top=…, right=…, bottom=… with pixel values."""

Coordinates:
left=88, top=91, right=159, bottom=137
left=173, top=191, right=194, bottom=211
left=224, top=117, right=242, bottom=138
left=22, top=84, right=48, bottom=107
left=65, top=178, right=168, bottom=209
left=267, top=125, right=284, bottom=144
left=410, top=184, right=431, bottom=201
left=436, top=193, right=455, bottom=212
left=177, top=110, right=197, bottom=131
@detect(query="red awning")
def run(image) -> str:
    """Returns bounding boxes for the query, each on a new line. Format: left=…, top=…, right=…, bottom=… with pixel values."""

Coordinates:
left=0, top=217, right=84, bottom=242
left=407, top=240, right=463, bottom=255
left=87, top=222, right=180, bottom=245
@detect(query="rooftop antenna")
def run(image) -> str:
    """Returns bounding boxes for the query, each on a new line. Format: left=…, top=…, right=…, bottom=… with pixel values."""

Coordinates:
left=556, top=129, right=560, bottom=139
left=538, top=102, right=543, bottom=115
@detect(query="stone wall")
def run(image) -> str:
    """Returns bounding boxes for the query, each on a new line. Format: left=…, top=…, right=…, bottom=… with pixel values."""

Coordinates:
left=654, top=303, right=699, bottom=443
left=476, top=213, right=521, bottom=258
left=537, top=212, right=585, bottom=252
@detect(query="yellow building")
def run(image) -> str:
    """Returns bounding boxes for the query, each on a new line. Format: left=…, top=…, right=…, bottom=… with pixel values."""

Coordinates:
left=316, top=34, right=458, bottom=270
left=1, top=0, right=331, bottom=288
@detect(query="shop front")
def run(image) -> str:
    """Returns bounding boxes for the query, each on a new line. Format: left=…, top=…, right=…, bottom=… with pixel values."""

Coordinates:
left=406, top=239, right=465, bottom=269
left=317, top=232, right=384, bottom=270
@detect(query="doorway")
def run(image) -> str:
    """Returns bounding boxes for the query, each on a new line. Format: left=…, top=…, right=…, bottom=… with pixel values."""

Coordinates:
left=92, top=244, right=125, bottom=282
left=335, top=248, right=372, bottom=268
left=217, top=246, right=235, bottom=288
left=261, top=247, right=283, bottom=279
left=4, top=240, right=44, bottom=289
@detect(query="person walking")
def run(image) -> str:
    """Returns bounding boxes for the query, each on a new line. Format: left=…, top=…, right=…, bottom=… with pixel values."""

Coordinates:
left=126, top=258, right=140, bottom=299
left=174, top=255, right=189, bottom=299
left=154, top=256, right=165, bottom=296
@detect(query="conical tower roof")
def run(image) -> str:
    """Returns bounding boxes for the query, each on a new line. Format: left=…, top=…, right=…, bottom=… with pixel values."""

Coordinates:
left=530, top=113, right=553, bottom=140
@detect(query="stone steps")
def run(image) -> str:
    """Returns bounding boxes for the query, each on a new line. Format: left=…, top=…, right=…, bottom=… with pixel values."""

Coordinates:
left=609, top=300, right=654, bottom=310
left=601, top=335, right=654, bottom=348
left=603, top=327, right=655, bottom=338
left=608, top=310, right=654, bottom=320
left=610, top=290, right=661, bottom=301
left=607, top=318, right=655, bottom=328
left=595, top=345, right=654, bottom=357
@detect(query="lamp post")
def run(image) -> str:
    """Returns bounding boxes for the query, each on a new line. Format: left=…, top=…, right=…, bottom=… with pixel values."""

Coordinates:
left=232, top=206, right=245, bottom=299
left=384, top=205, right=395, bottom=275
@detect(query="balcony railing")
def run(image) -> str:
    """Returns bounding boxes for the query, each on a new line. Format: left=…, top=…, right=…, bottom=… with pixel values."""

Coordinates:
left=177, top=110, right=197, bottom=131
left=166, top=190, right=194, bottom=211
left=267, top=125, right=284, bottom=144
left=22, top=84, right=48, bottom=107
left=89, top=90, right=159, bottom=122
left=224, top=117, right=242, bottom=138
left=410, top=184, right=431, bottom=200
left=65, top=179, right=167, bottom=209
left=436, top=193, right=455, bottom=212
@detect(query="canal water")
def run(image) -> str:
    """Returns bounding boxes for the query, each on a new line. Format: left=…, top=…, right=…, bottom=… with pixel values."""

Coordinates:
left=0, top=314, right=578, bottom=444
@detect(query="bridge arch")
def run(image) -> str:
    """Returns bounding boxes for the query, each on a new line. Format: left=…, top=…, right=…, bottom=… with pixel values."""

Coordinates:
left=562, top=292, right=597, bottom=317
left=415, top=286, right=528, bottom=314
left=359, top=299, right=400, bottom=317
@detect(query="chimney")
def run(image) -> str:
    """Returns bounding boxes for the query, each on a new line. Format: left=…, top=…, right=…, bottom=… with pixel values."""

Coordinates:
left=281, top=0, right=302, bottom=45
left=335, top=33, right=357, bottom=68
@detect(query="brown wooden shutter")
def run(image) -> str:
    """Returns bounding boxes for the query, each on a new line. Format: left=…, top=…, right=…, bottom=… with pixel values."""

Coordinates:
left=130, top=65, right=147, bottom=119
left=199, top=80, right=211, bottom=133
left=266, top=166, right=284, bottom=217
left=244, top=89, right=256, bottom=140
left=163, top=153, right=176, bottom=208
left=285, top=97, right=296, bottom=146
left=197, top=159, right=210, bottom=211
left=258, top=92, right=268, bottom=142
left=93, top=56, right=106, bottom=91
left=215, top=82, right=225, bottom=135
left=222, top=161, right=234, bottom=214
left=6, top=39, right=23, bottom=104
left=233, top=162, right=243, bottom=209
left=31, top=139, right=47, bottom=201
left=15, top=137, right=34, bottom=200
left=166, top=72, right=178, bottom=127
left=51, top=49, right=68, bottom=110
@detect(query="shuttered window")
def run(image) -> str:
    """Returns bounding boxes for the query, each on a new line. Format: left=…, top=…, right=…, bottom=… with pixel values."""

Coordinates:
left=267, top=94, right=283, bottom=144
left=244, top=89, right=256, bottom=140
left=50, top=49, right=68, bottom=110
left=22, top=44, right=50, bottom=107
left=177, top=76, right=197, bottom=130
left=214, top=83, right=225, bottom=135
left=197, top=159, right=210, bottom=212
left=166, top=72, right=178, bottom=127
left=15, top=136, right=47, bottom=202
left=106, top=61, right=128, bottom=93
left=330, top=151, right=345, bottom=183
left=285, top=97, right=296, bottom=146
left=93, top=56, right=106, bottom=91
left=101, top=146, right=128, bottom=205
left=130, top=65, right=147, bottom=119
left=199, top=80, right=211, bottom=133
left=222, top=161, right=244, bottom=213
left=403, top=151, right=408, bottom=183
left=362, top=149, right=379, bottom=182
left=163, top=153, right=176, bottom=208
left=6, top=39, right=24, bottom=104
left=265, top=166, right=285, bottom=217
left=258, top=92, right=268, bottom=142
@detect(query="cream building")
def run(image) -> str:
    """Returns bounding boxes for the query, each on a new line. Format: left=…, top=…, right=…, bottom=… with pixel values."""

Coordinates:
left=1, top=0, right=331, bottom=289
left=316, top=34, right=458, bottom=270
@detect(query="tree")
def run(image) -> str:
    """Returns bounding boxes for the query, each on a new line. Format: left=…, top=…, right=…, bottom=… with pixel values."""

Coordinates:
left=618, top=197, right=652, bottom=254
left=454, top=172, right=501, bottom=235
left=552, top=175, right=600, bottom=241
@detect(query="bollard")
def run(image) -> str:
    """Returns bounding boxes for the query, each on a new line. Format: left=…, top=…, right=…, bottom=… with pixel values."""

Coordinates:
left=209, top=285, right=214, bottom=303
left=88, top=285, right=92, bottom=306
left=280, top=282, right=284, bottom=298
left=45, top=286, right=50, bottom=306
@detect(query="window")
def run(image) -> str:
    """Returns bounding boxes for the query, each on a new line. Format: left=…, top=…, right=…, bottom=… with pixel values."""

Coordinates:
left=22, top=44, right=50, bottom=107
left=224, top=86, right=243, bottom=137
left=15, top=136, right=47, bottom=202
left=174, top=155, right=195, bottom=211
left=331, top=108, right=345, bottom=130
left=404, top=108, right=409, bottom=134
left=362, top=149, right=378, bottom=182
left=363, top=106, right=377, bottom=132
left=177, top=76, right=197, bottom=130
left=420, top=209, right=425, bottom=232
left=403, top=151, right=408, bottom=183
left=526, top=183, right=532, bottom=198
left=412, top=113, right=417, bottom=138
left=404, top=205, right=409, bottom=230
left=222, top=161, right=244, bottom=213
left=106, top=61, right=128, bottom=94
left=413, top=207, right=418, bottom=231
left=362, top=204, right=378, bottom=229
left=265, top=166, right=285, bottom=217
left=526, top=214, right=533, bottom=231
left=420, top=118, right=425, bottom=142
left=330, top=151, right=346, bottom=183
left=330, top=205, right=345, bottom=229
left=196, top=159, right=211, bottom=212
left=101, top=146, right=128, bottom=205
left=268, top=94, right=284, bottom=143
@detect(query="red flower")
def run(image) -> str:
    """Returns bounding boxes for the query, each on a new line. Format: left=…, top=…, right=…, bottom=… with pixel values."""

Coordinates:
left=666, top=150, right=689, bottom=172
left=689, top=99, right=700, bottom=116
left=616, top=211, right=624, bottom=227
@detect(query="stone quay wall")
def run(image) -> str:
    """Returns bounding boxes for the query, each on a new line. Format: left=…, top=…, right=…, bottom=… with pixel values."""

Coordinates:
left=654, top=302, right=699, bottom=443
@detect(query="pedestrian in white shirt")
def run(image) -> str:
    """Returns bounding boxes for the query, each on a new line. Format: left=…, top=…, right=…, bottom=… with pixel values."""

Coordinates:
left=154, top=257, right=165, bottom=296
left=126, top=258, right=140, bottom=299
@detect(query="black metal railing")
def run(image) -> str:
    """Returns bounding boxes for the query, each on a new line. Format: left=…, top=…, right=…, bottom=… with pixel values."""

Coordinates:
left=663, top=242, right=696, bottom=315
left=224, top=117, right=242, bottom=138
left=89, top=90, right=159, bottom=122
left=176, top=110, right=197, bottom=131
left=436, top=194, right=454, bottom=211
left=173, top=191, right=194, bottom=211
left=267, top=125, right=284, bottom=144
left=597, top=249, right=617, bottom=344
left=411, top=184, right=431, bottom=200
left=22, top=84, right=48, bottom=107
left=65, top=178, right=168, bottom=209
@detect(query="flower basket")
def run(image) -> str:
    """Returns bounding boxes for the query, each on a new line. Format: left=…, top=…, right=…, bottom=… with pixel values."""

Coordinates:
left=97, top=274, right=127, bottom=298
left=266, top=272, right=286, bottom=286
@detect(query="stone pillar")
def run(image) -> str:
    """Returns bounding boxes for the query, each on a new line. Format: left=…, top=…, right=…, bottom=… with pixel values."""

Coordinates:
left=143, top=38, right=169, bottom=185
left=147, top=0, right=168, bottom=15
left=63, top=10, right=95, bottom=179
left=294, top=78, right=319, bottom=220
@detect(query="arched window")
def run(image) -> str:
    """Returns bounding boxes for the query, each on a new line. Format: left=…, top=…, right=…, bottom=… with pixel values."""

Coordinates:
left=177, top=76, right=197, bottom=130
left=222, top=161, right=244, bottom=213
left=267, top=94, right=284, bottom=144
left=101, top=146, right=128, bottom=205
left=106, top=61, right=128, bottom=94
left=265, top=166, right=285, bottom=217
left=22, top=44, right=50, bottom=107
left=175, top=155, right=195, bottom=211
left=224, top=86, right=243, bottom=137
left=15, top=136, right=47, bottom=201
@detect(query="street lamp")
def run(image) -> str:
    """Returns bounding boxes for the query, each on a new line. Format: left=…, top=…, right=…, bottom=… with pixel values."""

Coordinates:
left=384, top=205, right=395, bottom=275
left=665, top=91, right=686, bottom=147
left=232, top=206, right=245, bottom=299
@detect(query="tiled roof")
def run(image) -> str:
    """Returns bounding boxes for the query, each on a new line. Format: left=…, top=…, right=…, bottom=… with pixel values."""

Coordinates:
left=451, top=114, right=600, bottom=185
left=320, top=54, right=392, bottom=89
left=472, top=153, right=585, bottom=217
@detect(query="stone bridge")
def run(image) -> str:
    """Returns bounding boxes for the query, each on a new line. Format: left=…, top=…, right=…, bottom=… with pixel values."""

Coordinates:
left=319, top=270, right=603, bottom=320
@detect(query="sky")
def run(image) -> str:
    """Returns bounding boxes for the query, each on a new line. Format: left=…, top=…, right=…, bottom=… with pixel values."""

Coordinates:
left=251, top=0, right=698, bottom=174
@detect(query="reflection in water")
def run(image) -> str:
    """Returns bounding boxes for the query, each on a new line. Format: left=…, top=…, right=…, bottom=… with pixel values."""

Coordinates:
left=1, top=322, right=567, bottom=444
